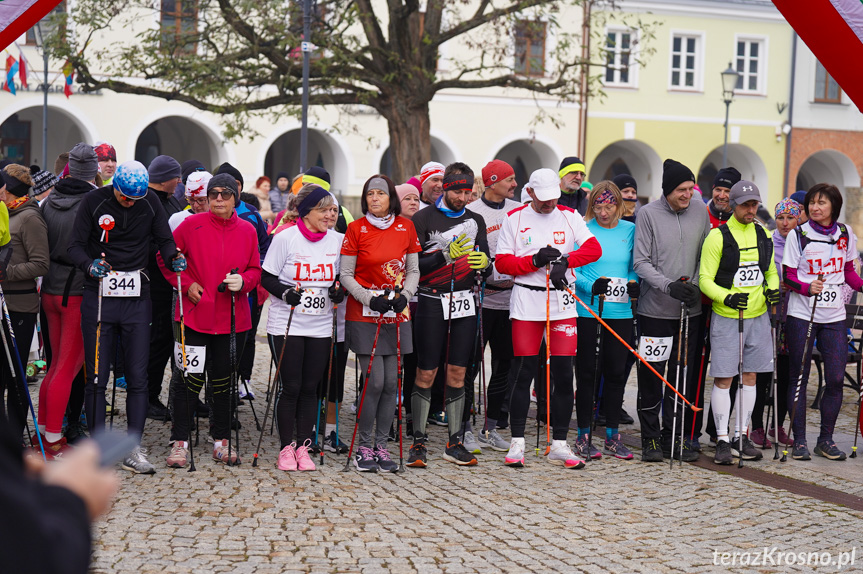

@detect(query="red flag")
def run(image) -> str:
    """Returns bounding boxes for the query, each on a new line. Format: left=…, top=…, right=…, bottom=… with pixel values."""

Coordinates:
left=18, top=50, right=26, bottom=89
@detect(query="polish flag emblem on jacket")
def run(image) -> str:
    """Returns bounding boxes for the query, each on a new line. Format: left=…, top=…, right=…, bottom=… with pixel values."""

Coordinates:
left=553, top=231, right=565, bottom=245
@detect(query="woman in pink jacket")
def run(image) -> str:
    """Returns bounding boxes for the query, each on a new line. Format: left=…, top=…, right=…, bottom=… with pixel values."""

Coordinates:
left=160, top=173, right=261, bottom=466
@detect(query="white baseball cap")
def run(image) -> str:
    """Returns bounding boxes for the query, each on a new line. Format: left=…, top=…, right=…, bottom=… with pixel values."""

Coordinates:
left=527, top=168, right=561, bottom=201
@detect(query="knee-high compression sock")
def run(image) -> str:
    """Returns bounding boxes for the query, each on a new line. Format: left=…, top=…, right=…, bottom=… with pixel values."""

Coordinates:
left=411, top=386, right=431, bottom=439
left=711, top=386, right=731, bottom=441
left=736, top=384, right=757, bottom=436
left=445, top=385, right=465, bottom=442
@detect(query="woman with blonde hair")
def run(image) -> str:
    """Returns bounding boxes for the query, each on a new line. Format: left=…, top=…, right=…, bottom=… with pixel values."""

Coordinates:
left=573, top=180, right=639, bottom=461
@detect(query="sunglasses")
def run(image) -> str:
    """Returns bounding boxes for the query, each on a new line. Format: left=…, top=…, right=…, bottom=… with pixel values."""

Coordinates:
left=207, top=189, right=234, bottom=200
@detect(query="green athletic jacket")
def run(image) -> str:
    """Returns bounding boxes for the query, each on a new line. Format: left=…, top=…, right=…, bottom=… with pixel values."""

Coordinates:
left=699, top=215, right=779, bottom=319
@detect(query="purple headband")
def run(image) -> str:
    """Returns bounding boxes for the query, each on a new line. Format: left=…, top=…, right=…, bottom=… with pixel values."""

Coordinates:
left=775, top=198, right=801, bottom=220
left=298, top=186, right=331, bottom=218
left=593, top=188, right=617, bottom=205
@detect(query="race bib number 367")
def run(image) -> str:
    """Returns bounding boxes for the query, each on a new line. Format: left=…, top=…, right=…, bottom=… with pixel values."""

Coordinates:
left=638, top=336, right=673, bottom=362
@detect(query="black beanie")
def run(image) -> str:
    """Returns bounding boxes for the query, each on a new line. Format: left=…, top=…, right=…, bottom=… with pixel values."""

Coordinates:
left=216, top=162, right=244, bottom=190
left=713, top=166, right=741, bottom=189
left=181, top=160, right=206, bottom=184
left=208, top=173, right=240, bottom=202
left=442, top=173, right=474, bottom=192
left=612, top=173, right=637, bottom=193
left=276, top=171, right=290, bottom=182
left=661, top=159, right=695, bottom=196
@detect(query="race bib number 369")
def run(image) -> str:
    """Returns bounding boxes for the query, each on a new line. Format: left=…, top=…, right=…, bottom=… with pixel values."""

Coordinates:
left=638, top=336, right=673, bottom=362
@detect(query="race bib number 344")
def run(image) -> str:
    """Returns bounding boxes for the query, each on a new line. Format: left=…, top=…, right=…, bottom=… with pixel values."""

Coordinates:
left=102, top=271, right=141, bottom=297
left=638, top=336, right=673, bottom=362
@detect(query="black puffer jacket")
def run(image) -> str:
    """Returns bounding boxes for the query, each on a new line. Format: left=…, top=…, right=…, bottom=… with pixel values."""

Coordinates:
left=41, top=178, right=94, bottom=300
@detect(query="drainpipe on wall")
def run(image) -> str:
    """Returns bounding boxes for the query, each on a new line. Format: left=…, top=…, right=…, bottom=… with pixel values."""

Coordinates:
left=782, top=31, right=797, bottom=198
left=578, top=0, right=592, bottom=159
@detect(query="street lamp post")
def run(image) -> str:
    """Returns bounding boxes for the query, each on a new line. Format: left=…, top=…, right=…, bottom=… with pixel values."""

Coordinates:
left=720, top=62, right=740, bottom=169
left=299, top=0, right=311, bottom=173
left=36, top=22, right=49, bottom=168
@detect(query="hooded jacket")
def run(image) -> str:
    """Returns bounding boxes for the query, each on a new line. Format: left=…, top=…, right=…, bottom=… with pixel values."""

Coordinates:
left=160, top=211, right=261, bottom=335
left=148, top=188, right=184, bottom=301
left=6, top=199, right=49, bottom=313
left=41, top=178, right=93, bottom=300
left=633, top=195, right=711, bottom=320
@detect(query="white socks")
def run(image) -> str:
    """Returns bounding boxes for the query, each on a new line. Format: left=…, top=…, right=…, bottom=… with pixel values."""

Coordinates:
left=711, top=386, right=731, bottom=441
left=45, top=431, right=63, bottom=443
left=736, top=384, right=757, bottom=436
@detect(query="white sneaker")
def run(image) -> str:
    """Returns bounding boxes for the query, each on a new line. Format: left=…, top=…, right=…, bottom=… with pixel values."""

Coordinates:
left=238, top=380, right=255, bottom=400
left=547, top=440, right=585, bottom=469
left=505, top=438, right=525, bottom=467
left=478, top=428, right=510, bottom=451
left=122, top=446, right=156, bottom=474
left=463, top=431, right=482, bottom=454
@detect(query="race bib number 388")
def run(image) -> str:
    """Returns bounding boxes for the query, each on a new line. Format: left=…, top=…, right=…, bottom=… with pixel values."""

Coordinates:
left=298, top=287, right=328, bottom=315
left=638, top=336, right=673, bottom=362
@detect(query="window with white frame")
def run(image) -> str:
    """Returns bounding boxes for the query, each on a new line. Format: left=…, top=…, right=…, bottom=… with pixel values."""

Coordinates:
left=605, top=29, right=636, bottom=87
left=670, top=34, right=700, bottom=89
left=735, top=38, right=765, bottom=93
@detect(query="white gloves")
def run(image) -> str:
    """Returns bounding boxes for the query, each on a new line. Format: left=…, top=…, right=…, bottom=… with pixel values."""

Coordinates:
left=224, top=272, right=244, bottom=292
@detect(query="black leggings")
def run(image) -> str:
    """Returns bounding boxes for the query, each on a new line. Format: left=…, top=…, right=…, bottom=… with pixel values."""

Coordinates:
left=321, top=341, right=346, bottom=404
left=171, top=328, right=244, bottom=442
left=270, top=334, right=331, bottom=448
left=0, top=311, right=37, bottom=438
left=576, top=317, right=632, bottom=430
left=510, top=355, right=573, bottom=441
left=464, top=308, right=513, bottom=428
left=751, top=355, right=789, bottom=431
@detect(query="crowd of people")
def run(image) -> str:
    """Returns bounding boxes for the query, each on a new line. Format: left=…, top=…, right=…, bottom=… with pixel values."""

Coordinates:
left=0, top=142, right=861, bottom=477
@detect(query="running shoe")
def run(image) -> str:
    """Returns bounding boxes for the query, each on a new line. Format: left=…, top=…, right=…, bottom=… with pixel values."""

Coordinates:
left=713, top=440, right=734, bottom=465
left=166, top=441, right=189, bottom=468
left=604, top=434, right=634, bottom=460
left=295, top=439, right=316, bottom=471
left=374, top=445, right=399, bottom=473
left=685, top=437, right=702, bottom=453
left=406, top=435, right=427, bottom=468
left=664, top=437, right=700, bottom=462
left=213, top=439, right=240, bottom=465
left=115, top=376, right=127, bottom=390
left=64, top=422, right=87, bottom=445
left=792, top=442, right=811, bottom=461
left=547, top=441, right=585, bottom=469
left=354, top=446, right=378, bottom=472
left=814, top=440, right=847, bottom=461
left=122, top=447, right=156, bottom=474
left=574, top=435, right=602, bottom=460
left=730, top=435, right=763, bottom=461
left=478, top=429, right=509, bottom=451
left=641, top=437, right=664, bottom=463
left=33, top=436, right=73, bottom=461
left=238, top=381, right=255, bottom=400
left=278, top=443, right=297, bottom=471
left=619, top=408, right=635, bottom=425
left=443, top=441, right=478, bottom=466
left=767, top=426, right=791, bottom=446
left=323, top=431, right=348, bottom=454
left=504, top=438, right=525, bottom=467
left=462, top=431, right=482, bottom=455
left=428, top=411, right=447, bottom=426
left=748, top=428, right=772, bottom=449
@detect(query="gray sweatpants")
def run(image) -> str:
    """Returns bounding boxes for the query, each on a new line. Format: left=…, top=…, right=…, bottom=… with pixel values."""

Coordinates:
left=357, top=354, right=399, bottom=448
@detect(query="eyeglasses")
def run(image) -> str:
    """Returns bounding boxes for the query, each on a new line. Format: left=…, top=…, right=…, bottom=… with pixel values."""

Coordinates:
left=207, top=190, right=234, bottom=200
left=189, top=197, right=208, bottom=205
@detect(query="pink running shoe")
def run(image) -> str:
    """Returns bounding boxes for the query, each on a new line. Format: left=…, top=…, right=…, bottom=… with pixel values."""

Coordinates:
left=505, top=438, right=525, bottom=468
left=295, top=439, right=316, bottom=471
left=213, top=439, right=240, bottom=465
left=278, top=442, right=298, bottom=471
left=547, top=441, right=585, bottom=469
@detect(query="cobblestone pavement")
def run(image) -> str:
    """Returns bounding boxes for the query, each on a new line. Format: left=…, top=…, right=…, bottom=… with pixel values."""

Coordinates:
left=41, top=308, right=863, bottom=573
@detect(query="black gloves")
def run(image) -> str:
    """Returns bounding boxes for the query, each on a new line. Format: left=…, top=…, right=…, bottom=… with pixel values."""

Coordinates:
left=765, top=288, right=780, bottom=306
left=532, top=246, right=562, bottom=269
left=592, top=277, right=611, bottom=296
left=550, top=260, right=569, bottom=290
left=627, top=280, right=640, bottom=300
left=282, top=287, right=303, bottom=307
left=369, top=295, right=392, bottom=314
left=668, top=280, right=700, bottom=307
left=328, top=282, right=346, bottom=304
left=391, top=294, right=409, bottom=313
left=724, top=292, right=749, bottom=310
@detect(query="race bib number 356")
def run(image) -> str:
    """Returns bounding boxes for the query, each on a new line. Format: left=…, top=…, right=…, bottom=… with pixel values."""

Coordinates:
left=638, top=336, right=673, bottom=362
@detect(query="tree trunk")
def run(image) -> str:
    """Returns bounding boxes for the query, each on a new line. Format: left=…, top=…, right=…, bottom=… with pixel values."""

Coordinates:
left=379, top=99, right=431, bottom=184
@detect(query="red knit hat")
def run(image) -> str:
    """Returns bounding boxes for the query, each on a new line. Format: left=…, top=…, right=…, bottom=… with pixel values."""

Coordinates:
left=482, top=160, right=515, bottom=187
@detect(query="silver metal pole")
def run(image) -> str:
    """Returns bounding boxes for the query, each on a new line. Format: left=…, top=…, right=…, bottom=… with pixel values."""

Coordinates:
left=37, top=22, right=48, bottom=167
left=722, top=99, right=730, bottom=169
left=299, top=0, right=311, bottom=172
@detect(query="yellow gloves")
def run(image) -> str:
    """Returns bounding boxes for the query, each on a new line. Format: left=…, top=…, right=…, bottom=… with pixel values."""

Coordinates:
left=467, top=251, right=489, bottom=270
left=448, top=234, right=471, bottom=260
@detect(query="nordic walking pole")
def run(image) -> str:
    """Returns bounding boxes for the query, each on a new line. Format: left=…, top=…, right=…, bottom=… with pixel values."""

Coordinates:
left=253, top=284, right=301, bottom=467
left=561, top=285, right=701, bottom=410
left=175, top=261, right=196, bottom=472
left=670, top=300, right=685, bottom=469
left=319, top=286, right=339, bottom=466
left=445, top=241, right=456, bottom=440
left=218, top=269, right=241, bottom=466
left=395, top=288, right=405, bottom=472
left=782, top=273, right=822, bottom=462
left=737, top=308, right=745, bottom=469
left=477, top=280, right=488, bottom=436
left=587, top=290, right=606, bottom=464
left=0, top=285, right=45, bottom=460
left=543, top=258, right=552, bottom=456
left=343, top=316, right=383, bottom=471
left=467, top=254, right=484, bottom=429
left=680, top=307, right=690, bottom=467
left=769, top=304, right=781, bottom=460
left=690, top=312, right=711, bottom=442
